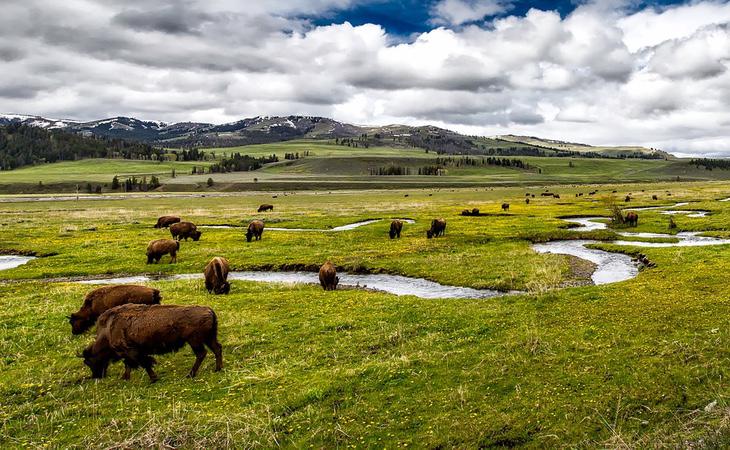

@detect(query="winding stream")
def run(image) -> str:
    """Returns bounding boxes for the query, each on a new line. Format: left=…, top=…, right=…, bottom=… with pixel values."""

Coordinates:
left=0, top=255, right=35, bottom=271
left=202, top=218, right=416, bottom=232
left=78, top=271, right=504, bottom=299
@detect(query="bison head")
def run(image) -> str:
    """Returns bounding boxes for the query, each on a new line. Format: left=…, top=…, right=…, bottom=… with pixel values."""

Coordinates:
left=191, top=230, right=202, bottom=241
left=214, top=281, right=231, bottom=295
left=81, top=345, right=110, bottom=379
left=68, top=313, right=92, bottom=335
left=246, top=230, right=253, bottom=242
left=426, top=230, right=433, bottom=239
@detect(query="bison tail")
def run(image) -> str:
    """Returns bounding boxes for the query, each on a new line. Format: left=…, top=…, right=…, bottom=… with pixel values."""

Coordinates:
left=152, top=289, right=162, bottom=304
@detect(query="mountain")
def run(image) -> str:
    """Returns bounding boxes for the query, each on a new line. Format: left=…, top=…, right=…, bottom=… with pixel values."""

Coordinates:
left=0, top=113, right=667, bottom=159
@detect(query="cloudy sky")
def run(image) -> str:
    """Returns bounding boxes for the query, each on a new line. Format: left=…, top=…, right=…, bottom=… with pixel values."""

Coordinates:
left=2, top=0, right=730, bottom=156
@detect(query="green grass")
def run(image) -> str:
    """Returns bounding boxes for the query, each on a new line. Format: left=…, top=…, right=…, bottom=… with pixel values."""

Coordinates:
left=2, top=183, right=730, bottom=447
left=0, top=159, right=211, bottom=184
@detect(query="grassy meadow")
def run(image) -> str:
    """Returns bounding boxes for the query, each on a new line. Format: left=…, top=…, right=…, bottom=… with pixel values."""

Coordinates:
left=2, top=140, right=730, bottom=192
left=2, top=182, right=730, bottom=447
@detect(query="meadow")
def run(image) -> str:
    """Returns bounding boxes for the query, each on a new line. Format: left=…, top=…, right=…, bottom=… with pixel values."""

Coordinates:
left=2, top=140, right=730, bottom=193
left=2, top=182, right=730, bottom=447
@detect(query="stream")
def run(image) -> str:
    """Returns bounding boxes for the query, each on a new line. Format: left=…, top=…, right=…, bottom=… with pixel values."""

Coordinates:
left=201, top=218, right=416, bottom=231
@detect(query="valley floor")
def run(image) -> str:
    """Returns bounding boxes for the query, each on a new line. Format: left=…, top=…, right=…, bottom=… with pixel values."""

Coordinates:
left=1, top=182, right=730, bottom=447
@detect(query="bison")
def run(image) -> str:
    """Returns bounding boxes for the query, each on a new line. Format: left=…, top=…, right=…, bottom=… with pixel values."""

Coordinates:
left=204, top=256, right=230, bottom=295
left=625, top=212, right=639, bottom=227
left=426, top=218, right=446, bottom=239
left=625, top=195, right=631, bottom=202
left=652, top=195, right=658, bottom=200
left=80, top=304, right=223, bottom=382
left=258, top=204, right=274, bottom=212
left=246, top=220, right=264, bottom=242
left=501, top=203, right=509, bottom=211
left=389, top=220, right=403, bottom=239
left=319, top=261, right=339, bottom=291
left=525, top=198, right=530, bottom=204
left=170, top=221, right=202, bottom=241
left=146, top=239, right=179, bottom=264
left=154, top=215, right=181, bottom=228
left=68, top=285, right=161, bottom=335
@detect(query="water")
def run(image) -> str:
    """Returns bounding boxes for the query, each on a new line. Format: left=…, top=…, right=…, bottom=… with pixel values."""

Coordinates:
left=203, top=218, right=416, bottom=232
left=0, top=255, right=35, bottom=270
left=79, top=270, right=504, bottom=299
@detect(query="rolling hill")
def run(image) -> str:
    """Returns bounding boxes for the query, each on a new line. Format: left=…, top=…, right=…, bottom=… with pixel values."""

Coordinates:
left=1, top=113, right=668, bottom=159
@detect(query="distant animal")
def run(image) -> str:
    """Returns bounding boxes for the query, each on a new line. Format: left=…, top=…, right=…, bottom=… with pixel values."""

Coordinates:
left=319, top=261, right=339, bottom=291
left=154, top=215, right=181, bottom=228
left=525, top=193, right=531, bottom=197
left=80, top=304, right=223, bottom=382
left=404, top=194, right=409, bottom=197
left=257, top=204, right=274, bottom=212
left=501, top=203, right=509, bottom=211
left=204, top=256, right=230, bottom=295
left=471, top=208, right=479, bottom=215
left=553, top=194, right=560, bottom=199
left=389, top=220, right=403, bottom=239
left=246, top=220, right=264, bottom=242
left=625, top=195, right=631, bottom=202
left=531, top=194, right=535, bottom=198
left=146, top=239, right=179, bottom=264
left=625, top=211, right=639, bottom=227
left=525, top=198, right=530, bottom=204
left=461, top=209, right=471, bottom=216
left=426, top=218, right=447, bottom=239
left=541, top=193, right=554, bottom=197
left=652, top=195, right=658, bottom=200
left=68, top=285, right=161, bottom=335
left=612, top=190, right=617, bottom=193
left=170, top=221, right=202, bottom=241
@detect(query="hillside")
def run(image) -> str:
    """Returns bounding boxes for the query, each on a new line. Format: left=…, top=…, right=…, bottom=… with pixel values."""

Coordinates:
left=498, top=134, right=672, bottom=159
left=1, top=113, right=667, bottom=159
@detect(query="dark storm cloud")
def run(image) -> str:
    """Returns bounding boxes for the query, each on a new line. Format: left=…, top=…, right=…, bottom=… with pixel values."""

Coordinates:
left=112, top=7, right=214, bottom=35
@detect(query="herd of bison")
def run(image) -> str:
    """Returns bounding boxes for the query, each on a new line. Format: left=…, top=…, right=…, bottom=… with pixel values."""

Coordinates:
left=70, top=195, right=640, bottom=383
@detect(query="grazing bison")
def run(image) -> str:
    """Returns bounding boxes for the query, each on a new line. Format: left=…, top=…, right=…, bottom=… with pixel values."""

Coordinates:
left=146, top=239, right=179, bottom=264
left=389, top=220, right=403, bottom=239
left=625, top=212, right=639, bottom=227
left=154, top=215, right=181, bottom=228
left=204, top=257, right=230, bottom=295
left=69, top=285, right=161, bottom=335
left=652, top=195, right=658, bottom=200
left=246, top=220, right=264, bottom=242
left=426, top=218, right=446, bottom=239
left=258, top=204, right=274, bottom=212
left=501, top=203, right=509, bottom=211
left=625, top=195, right=631, bottom=202
left=525, top=198, right=530, bottom=204
left=170, top=221, right=202, bottom=241
left=81, top=304, right=223, bottom=382
left=319, top=261, right=339, bottom=291
left=553, top=194, right=560, bottom=199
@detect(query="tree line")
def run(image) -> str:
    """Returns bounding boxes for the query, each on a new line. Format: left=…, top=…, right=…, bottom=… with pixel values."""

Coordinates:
left=0, top=123, right=162, bottom=170
left=690, top=158, right=730, bottom=170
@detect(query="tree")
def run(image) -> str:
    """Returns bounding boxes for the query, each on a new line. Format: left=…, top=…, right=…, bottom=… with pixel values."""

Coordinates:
left=86, top=183, right=92, bottom=193
left=207, top=177, right=214, bottom=187
left=95, top=185, right=102, bottom=194
left=171, top=168, right=176, bottom=178
left=111, top=176, right=120, bottom=190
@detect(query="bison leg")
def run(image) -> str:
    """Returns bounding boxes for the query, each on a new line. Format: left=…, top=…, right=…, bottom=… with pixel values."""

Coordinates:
left=188, top=344, right=207, bottom=378
left=147, top=255, right=154, bottom=264
left=206, top=339, right=223, bottom=372
left=121, top=363, right=132, bottom=380
left=139, top=355, right=158, bottom=382
left=170, top=252, right=177, bottom=263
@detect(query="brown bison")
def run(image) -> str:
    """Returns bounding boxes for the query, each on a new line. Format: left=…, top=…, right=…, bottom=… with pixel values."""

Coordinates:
left=81, top=304, right=223, bottom=382
left=319, top=261, right=339, bottom=291
left=68, top=285, right=161, bottom=335
left=170, top=221, right=202, bottom=241
left=246, top=220, right=264, bottom=242
left=625, top=212, right=639, bottom=227
left=625, top=195, right=632, bottom=202
left=652, top=195, right=658, bottom=200
left=257, top=204, right=274, bottom=212
left=426, top=218, right=446, bottom=239
left=525, top=198, right=530, bottom=204
left=204, top=256, right=230, bottom=295
left=501, top=203, right=509, bottom=211
left=389, top=220, right=403, bottom=239
left=154, top=215, right=181, bottom=228
left=146, top=239, right=179, bottom=264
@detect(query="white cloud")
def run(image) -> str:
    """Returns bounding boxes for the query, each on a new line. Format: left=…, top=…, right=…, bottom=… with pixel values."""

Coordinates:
left=1, top=0, right=730, bottom=155
left=430, top=0, right=510, bottom=26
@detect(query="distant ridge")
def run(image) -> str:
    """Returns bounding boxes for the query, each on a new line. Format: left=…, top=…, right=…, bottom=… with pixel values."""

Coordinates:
left=0, top=113, right=668, bottom=158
